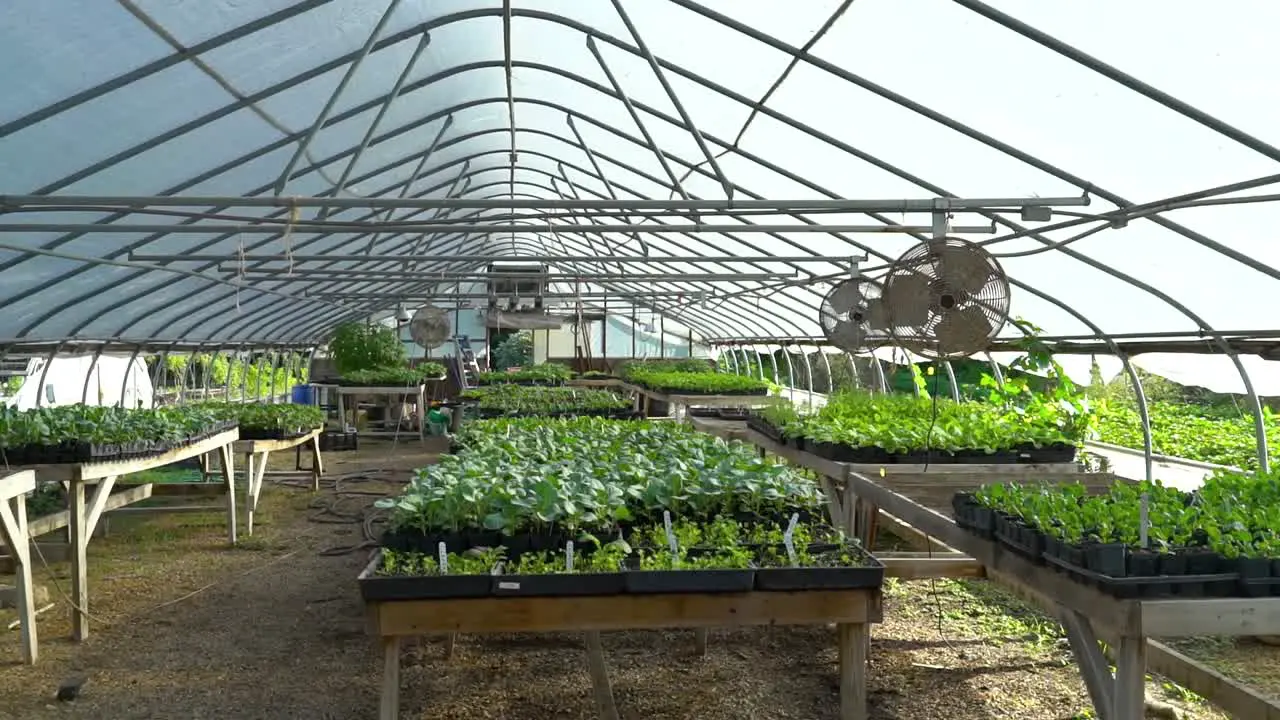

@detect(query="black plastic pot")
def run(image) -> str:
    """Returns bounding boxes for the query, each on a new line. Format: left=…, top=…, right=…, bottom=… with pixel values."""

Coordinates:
left=1238, top=557, right=1272, bottom=597
left=1125, top=549, right=1161, bottom=598
left=359, top=573, right=494, bottom=602
left=494, top=572, right=626, bottom=597
left=755, top=565, right=884, bottom=591
left=1084, top=542, right=1128, bottom=585
left=1179, top=549, right=1217, bottom=598
left=624, top=568, right=755, bottom=594
left=1210, top=556, right=1239, bottom=598
left=894, top=449, right=955, bottom=465
left=833, top=445, right=893, bottom=465
left=1272, top=559, right=1280, bottom=597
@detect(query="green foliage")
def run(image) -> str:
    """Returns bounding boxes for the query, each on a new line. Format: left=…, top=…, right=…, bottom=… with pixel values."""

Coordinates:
left=342, top=363, right=446, bottom=386
left=477, top=362, right=572, bottom=385
left=328, top=322, right=406, bottom=375
left=628, top=369, right=771, bottom=395
left=618, top=358, right=715, bottom=379
left=376, top=417, right=822, bottom=536
left=1095, top=400, right=1273, bottom=470
left=777, top=385, right=1086, bottom=453
left=191, top=402, right=325, bottom=433
left=974, top=470, right=1280, bottom=558
left=459, top=385, right=629, bottom=415
left=0, top=405, right=231, bottom=448
left=491, top=331, right=534, bottom=369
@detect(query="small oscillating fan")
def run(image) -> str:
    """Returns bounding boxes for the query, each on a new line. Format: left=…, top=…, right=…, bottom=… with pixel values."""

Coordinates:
left=880, top=238, right=1011, bottom=358
left=818, top=278, right=891, bottom=352
left=407, top=306, right=452, bottom=350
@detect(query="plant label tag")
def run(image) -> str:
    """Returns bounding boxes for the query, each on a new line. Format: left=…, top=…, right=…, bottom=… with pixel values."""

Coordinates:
left=663, top=510, right=678, bottom=556
left=784, top=512, right=800, bottom=564
left=437, top=542, right=448, bottom=573
left=498, top=581, right=520, bottom=590
left=566, top=541, right=575, bottom=572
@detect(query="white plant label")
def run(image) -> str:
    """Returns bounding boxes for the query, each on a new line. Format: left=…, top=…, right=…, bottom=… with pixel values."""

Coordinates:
left=437, top=541, right=448, bottom=573
left=663, top=510, right=678, bottom=556
left=784, top=513, right=800, bottom=564
left=498, top=581, right=520, bottom=590
left=566, top=541, right=575, bottom=572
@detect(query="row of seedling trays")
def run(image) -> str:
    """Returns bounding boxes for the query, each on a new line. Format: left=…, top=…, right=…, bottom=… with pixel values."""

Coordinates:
left=0, top=420, right=238, bottom=465
left=745, top=415, right=1077, bottom=465
left=365, top=513, right=882, bottom=601
left=952, top=493, right=1280, bottom=599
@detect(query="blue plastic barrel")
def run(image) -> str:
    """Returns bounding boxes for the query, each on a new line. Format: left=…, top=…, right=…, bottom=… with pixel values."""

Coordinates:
left=291, top=384, right=314, bottom=404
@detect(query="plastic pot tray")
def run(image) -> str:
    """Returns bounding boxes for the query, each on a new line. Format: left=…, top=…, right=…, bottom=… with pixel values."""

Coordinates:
left=755, top=554, right=885, bottom=592
left=493, top=572, right=626, bottom=597
left=623, top=568, right=756, bottom=594
left=359, top=573, right=494, bottom=602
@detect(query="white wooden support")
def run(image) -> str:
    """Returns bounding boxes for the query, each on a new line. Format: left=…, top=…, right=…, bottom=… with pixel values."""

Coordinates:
left=1060, top=608, right=1114, bottom=720
left=218, top=443, right=238, bottom=545
left=584, top=632, right=621, bottom=720
left=310, top=433, right=324, bottom=491
left=0, top=470, right=38, bottom=663
left=837, top=623, right=869, bottom=720
left=67, top=478, right=90, bottom=641
left=1115, top=636, right=1147, bottom=719
left=84, top=474, right=118, bottom=538
left=416, top=385, right=427, bottom=442
left=243, top=451, right=269, bottom=536
left=380, top=636, right=401, bottom=720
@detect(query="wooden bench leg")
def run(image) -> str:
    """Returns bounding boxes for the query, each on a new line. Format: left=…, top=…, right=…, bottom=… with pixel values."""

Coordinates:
left=0, top=489, right=37, bottom=663
left=219, top=445, right=238, bottom=545
left=310, top=433, right=324, bottom=492
left=443, top=633, right=457, bottom=660
left=584, top=632, right=620, bottom=720
left=837, top=623, right=869, bottom=720
left=694, top=628, right=708, bottom=656
left=381, top=636, right=401, bottom=720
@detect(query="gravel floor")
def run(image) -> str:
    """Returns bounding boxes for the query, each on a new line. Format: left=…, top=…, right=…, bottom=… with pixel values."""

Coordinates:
left=0, top=441, right=1259, bottom=719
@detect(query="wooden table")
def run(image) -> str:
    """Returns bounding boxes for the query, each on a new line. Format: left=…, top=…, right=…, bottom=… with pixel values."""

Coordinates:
left=0, top=470, right=38, bottom=663
left=333, top=385, right=427, bottom=440
left=11, top=428, right=239, bottom=644
left=681, top=417, right=1280, bottom=718
left=621, top=383, right=783, bottom=420
left=364, top=569, right=881, bottom=720
left=213, top=427, right=323, bottom=535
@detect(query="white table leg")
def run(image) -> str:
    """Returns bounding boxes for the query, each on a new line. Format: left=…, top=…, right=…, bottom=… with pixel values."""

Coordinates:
left=219, top=444, right=237, bottom=545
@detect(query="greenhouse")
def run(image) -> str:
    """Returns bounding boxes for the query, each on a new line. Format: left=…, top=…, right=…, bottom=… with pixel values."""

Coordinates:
left=2, top=1, right=1280, bottom=719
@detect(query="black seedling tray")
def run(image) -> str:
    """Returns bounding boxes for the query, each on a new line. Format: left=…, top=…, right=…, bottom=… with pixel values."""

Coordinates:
left=1040, top=553, right=1243, bottom=599
left=493, top=572, right=626, bottom=597
left=239, top=427, right=312, bottom=441
left=359, top=573, right=494, bottom=601
left=623, top=568, right=756, bottom=594
left=755, top=565, right=884, bottom=591
left=755, top=549, right=884, bottom=591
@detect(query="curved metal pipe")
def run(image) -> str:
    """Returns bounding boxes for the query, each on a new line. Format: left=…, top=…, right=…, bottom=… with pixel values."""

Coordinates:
left=81, top=347, right=105, bottom=405
left=118, top=345, right=143, bottom=409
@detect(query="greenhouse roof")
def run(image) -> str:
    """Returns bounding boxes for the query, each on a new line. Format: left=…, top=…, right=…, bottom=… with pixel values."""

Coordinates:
left=3, top=0, right=1280, bottom=363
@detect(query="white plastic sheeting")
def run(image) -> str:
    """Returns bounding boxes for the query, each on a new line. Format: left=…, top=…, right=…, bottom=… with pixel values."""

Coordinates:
left=0, top=1, right=1277, bottom=355
left=1132, top=354, right=1280, bottom=397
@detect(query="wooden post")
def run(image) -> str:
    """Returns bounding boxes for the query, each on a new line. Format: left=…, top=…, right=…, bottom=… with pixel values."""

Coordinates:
left=380, top=636, right=401, bottom=720
left=837, top=623, right=868, bottom=720
left=416, top=385, right=427, bottom=442
left=219, top=444, right=238, bottom=545
left=694, top=628, right=708, bottom=656
left=68, top=478, right=89, bottom=641
left=584, top=632, right=621, bottom=720
left=243, top=453, right=256, bottom=536
left=310, top=433, right=324, bottom=492
left=244, top=451, right=269, bottom=535
left=0, top=471, right=37, bottom=663
left=1114, top=636, right=1146, bottom=719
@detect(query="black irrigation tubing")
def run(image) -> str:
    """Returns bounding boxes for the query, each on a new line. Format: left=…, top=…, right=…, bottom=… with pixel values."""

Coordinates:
left=265, top=468, right=406, bottom=556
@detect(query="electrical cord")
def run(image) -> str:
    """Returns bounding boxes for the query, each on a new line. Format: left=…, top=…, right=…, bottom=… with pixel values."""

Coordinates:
left=921, top=364, right=956, bottom=648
